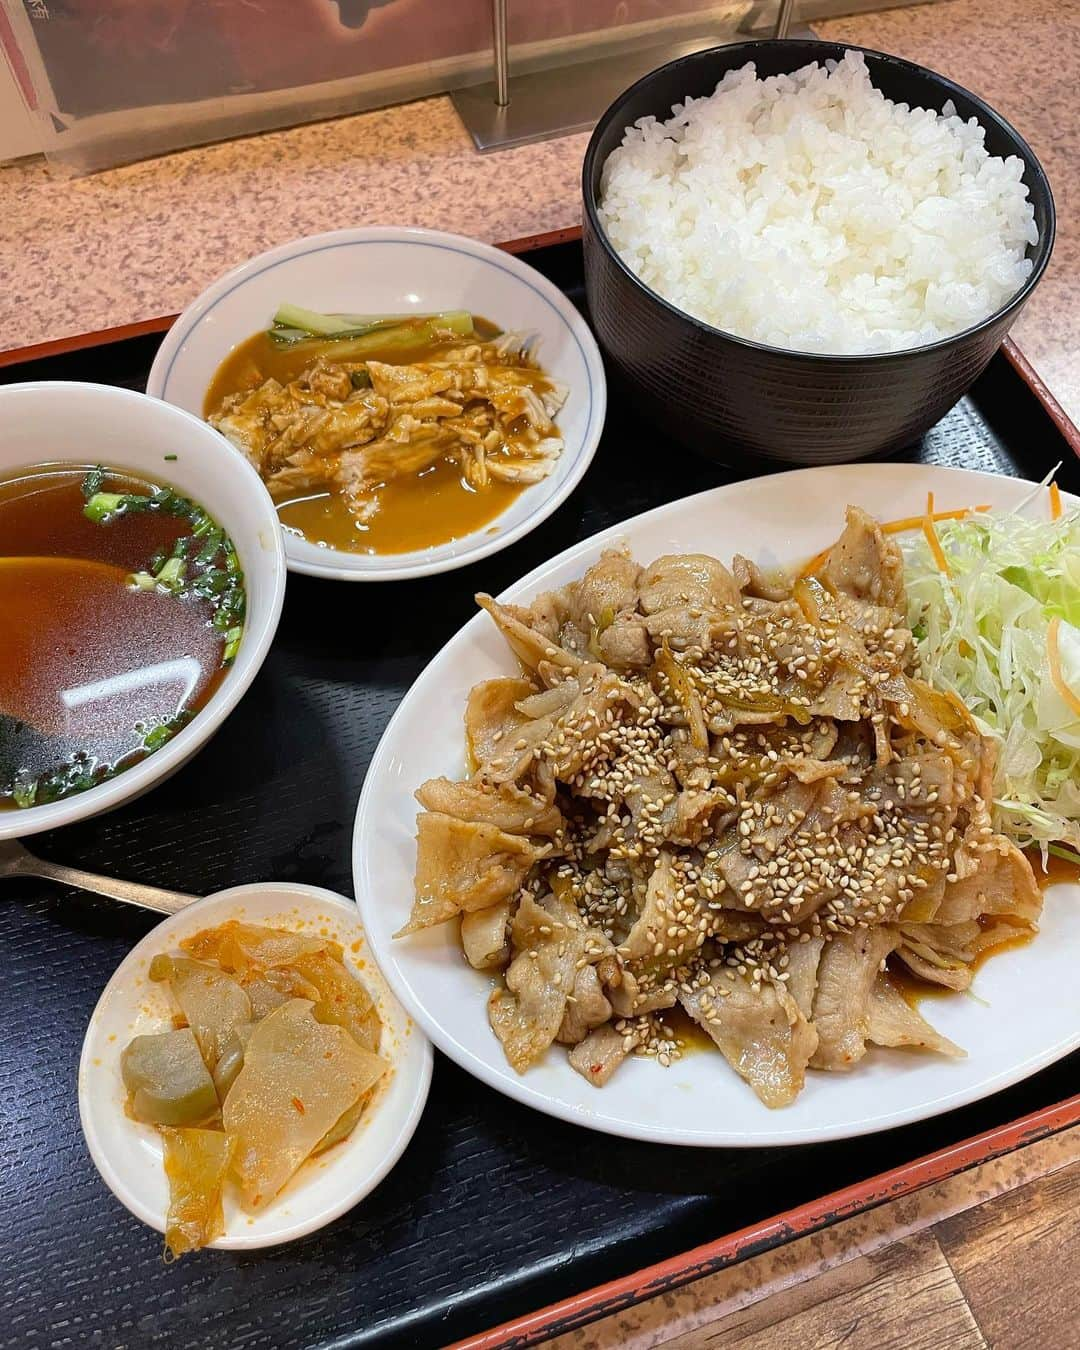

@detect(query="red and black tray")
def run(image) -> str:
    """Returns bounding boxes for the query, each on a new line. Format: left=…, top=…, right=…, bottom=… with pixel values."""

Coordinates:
left=3, top=232, right=1078, bottom=1350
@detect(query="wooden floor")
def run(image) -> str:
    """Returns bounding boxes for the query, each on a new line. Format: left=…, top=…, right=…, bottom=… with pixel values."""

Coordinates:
left=540, top=1125, right=1080, bottom=1350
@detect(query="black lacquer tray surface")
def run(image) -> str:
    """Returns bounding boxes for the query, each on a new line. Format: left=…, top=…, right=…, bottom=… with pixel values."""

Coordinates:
left=3, top=240, right=1078, bottom=1350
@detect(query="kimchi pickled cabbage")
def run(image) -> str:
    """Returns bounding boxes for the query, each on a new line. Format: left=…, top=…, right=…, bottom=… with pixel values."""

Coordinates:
left=161, top=1127, right=234, bottom=1259
left=121, top=1029, right=218, bottom=1127
left=149, top=954, right=252, bottom=1069
left=121, top=920, right=386, bottom=1254
left=290, top=949, right=381, bottom=1053
left=182, top=920, right=334, bottom=973
left=223, top=998, right=385, bottom=1209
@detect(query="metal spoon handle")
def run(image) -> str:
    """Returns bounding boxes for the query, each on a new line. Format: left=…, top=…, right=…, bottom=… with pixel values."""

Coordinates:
left=17, top=857, right=197, bottom=916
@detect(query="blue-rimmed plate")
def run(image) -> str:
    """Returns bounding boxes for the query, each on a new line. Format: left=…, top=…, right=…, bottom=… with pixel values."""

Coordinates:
left=147, top=228, right=606, bottom=582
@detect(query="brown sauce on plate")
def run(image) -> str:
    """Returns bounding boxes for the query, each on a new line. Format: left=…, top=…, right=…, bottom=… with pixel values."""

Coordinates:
left=657, top=1006, right=715, bottom=1057
left=204, top=319, right=540, bottom=556
left=274, top=456, right=522, bottom=557
left=0, top=464, right=227, bottom=808
left=1026, top=847, right=1080, bottom=891
left=886, top=923, right=1036, bottom=1012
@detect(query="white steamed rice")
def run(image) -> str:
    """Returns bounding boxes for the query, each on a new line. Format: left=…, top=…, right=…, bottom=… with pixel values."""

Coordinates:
left=597, top=52, right=1038, bottom=355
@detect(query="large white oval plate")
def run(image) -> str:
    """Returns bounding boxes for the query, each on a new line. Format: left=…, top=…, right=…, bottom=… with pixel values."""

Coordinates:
left=353, top=463, right=1079, bottom=1146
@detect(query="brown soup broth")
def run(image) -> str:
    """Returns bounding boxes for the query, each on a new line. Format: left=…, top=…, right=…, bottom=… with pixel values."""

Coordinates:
left=204, top=318, right=531, bottom=555
left=0, top=463, right=227, bottom=808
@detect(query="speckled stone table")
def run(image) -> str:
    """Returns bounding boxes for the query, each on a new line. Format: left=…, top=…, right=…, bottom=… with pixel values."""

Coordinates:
left=0, top=0, right=1077, bottom=428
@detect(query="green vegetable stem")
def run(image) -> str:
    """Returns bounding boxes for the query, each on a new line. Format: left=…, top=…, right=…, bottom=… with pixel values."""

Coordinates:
left=81, top=467, right=246, bottom=668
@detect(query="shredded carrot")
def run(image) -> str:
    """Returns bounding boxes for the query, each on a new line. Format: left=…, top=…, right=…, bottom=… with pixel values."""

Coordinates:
left=1047, top=617, right=1080, bottom=719
left=797, top=546, right=832, bottom=580
left=1050, top=481, right=1063, bottom=521
left=881, top=505, right=991, bottom=535
left=922, top=492, right=952, bottom=577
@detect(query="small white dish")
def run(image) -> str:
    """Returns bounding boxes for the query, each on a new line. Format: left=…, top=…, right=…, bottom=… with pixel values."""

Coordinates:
left=147, top=227, right=607, bottom=582
left=0, top=382, right=286, bottom=841
left=354, top=462, right=1080, bottom=1147
left=79, top=882, right=432, bottom=1249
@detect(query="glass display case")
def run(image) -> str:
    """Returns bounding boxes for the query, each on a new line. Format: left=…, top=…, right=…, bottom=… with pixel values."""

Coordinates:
left=0, top=0, right=944, bottom=172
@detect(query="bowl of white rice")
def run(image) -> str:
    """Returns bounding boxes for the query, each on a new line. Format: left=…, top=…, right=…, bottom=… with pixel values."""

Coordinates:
left=582, top=40, right=1054, bottom=463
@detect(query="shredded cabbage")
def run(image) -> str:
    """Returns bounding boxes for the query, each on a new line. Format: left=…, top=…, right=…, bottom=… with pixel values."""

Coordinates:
left=902, top=506, right=1080, bottom=853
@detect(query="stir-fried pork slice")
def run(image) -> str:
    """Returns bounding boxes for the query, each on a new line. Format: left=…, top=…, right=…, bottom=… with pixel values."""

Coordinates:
left=620, top=851, right=717, bottom=978
left=415, top=777, right=563, bottom=836
left=515, top=680, right=581, bottom=720
left=639, top=554, right=741, bottom=614
left=488, top=894, right=606, bottom=1072
left=711, top=912, right=768, bottom=943
left=714, top=777, right=848, bottom=924
left=889, top=679, right=985, bottom=773
left=784, top=937, right=825, bottom=1020
left=830, top=594, right=913, bottom=664
left=569, top=1023, right=639, bottom=1087
left=898, top=903, right=1038, bottom=991
left=516, top=588, right=572, bottom=643
left=399, top=813, right=546, bottom=935
left=823, top=506, right=905, bottom=609
left=461, top=901, right=513, bottom=970
left=465, top=677, right=536, bottom=776
left=529, top=552, right=653, bottom=671
left=570, top=551, right=643, bottom=632
left=933, top=835, right=1041, bottom=927
left=474, top=666, right=644, bottom=801
left=532, top=669, right=643, bottom=783
left=866, top=977, right=964, bottom=1057
left=477, top=594, right=583, bottom=679
left=893, top=833, right=1040, bottom=986
left=801, top=660, right=874, bottom=724
left=651, top=644, right=710, bottom=750
left=402, top=503, right=1045, bottom=1103
left=643, top=607, right=718, bottom=653
left=679, top=969, right=817, bottom=1108
left=608, top=968, right=677, bottom=1016
left=733, top=554, right=792, bottom=602
left=746, top=777, right=822, bottom=857
left=864, top=752, right=959, bottom=819
left=810, top=928, right=899, bottom=1070
left=557, top=964, right=613, bottom=1044
left=670, top=786, right=739, bottom=847
left=596, top=616, right=652, bottom=670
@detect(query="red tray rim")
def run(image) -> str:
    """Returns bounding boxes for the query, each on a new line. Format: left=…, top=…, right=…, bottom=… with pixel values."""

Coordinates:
left=451, top=1092, right=1080, bottom=1349
left=4, top=226, right=1079, bottom=1350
